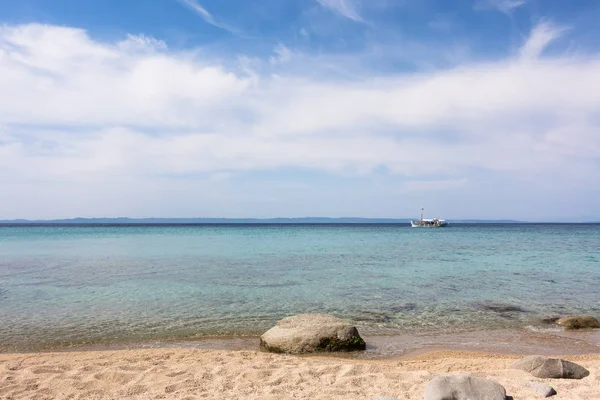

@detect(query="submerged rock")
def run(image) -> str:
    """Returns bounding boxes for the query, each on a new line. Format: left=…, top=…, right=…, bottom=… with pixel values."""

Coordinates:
left=556, top=315, right=600, bottom=329
left=260, top=313, right=366, bottom=354
left=525, top=381, right=557, bottom=397
left=472, top=301, right=527, bottom=313
left=424, top=375, right=506, bottom=400
left=512, top=355, right=589, bottom=379
left=541, top=316, right=560, bottom=325
left=352, top=311, right=392, bottom=323
left=389, top=303, right=417, bottom=312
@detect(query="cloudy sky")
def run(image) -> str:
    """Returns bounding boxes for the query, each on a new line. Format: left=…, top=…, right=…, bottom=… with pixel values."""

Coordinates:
left=1, top=0, right=599, bottom=221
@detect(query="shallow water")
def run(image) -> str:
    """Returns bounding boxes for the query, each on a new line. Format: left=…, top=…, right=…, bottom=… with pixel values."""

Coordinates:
left=1, top=223, right=599, bottom=352
left=52, top=328, right=600, bottom=360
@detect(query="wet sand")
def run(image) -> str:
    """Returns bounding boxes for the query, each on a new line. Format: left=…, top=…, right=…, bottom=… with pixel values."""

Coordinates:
left=39, top=327, right=600, bottom=360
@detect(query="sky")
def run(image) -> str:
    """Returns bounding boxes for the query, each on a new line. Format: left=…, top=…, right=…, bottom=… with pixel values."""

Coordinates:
left=0, top=0, right=599, bottom=221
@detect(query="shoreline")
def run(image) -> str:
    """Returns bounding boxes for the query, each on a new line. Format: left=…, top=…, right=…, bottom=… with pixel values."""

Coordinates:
left=2, top=346, right=599, bottom=399
left=4, top=326, right=599, bottom=358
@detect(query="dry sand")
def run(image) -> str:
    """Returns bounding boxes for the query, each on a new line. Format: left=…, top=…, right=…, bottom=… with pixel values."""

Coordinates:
left=1, top=349, right=599, bottom=399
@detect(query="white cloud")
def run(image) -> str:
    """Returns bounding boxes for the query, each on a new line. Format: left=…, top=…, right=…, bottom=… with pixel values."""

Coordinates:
left=475, top=0, right=526, bottom=14
left=0, top=24, right=250, bottom=128
left=315, top=0, right=364, bottom=22
left=269, top=44, right=293, bottom=64
left=0, top=22, right=599, bottom=218
left=519, top=21, right=569, bottom=60
left=176, top=0, right=239, bottom=34
left=117, top=34, right=168, bottom=53
left=404, top=179, right=468, bottom=191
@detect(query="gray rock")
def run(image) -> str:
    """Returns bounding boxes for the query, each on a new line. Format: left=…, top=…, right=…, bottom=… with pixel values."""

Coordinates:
left=512, top=355, right=589, bottom=379
left=556, top=315, right=600, bottom=329
left=472, top=301, right=527, bottom=313
left=259, top=313, right=366, bottom=354
left=526, top=381, right=557, bottom=397
left=352, top=311, right=392, bottom=323
left=424, top=375, right=506, bottom=400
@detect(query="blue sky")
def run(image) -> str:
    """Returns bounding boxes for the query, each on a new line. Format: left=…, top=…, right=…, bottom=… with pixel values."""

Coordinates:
left=1, top=0, right=599, bottom=221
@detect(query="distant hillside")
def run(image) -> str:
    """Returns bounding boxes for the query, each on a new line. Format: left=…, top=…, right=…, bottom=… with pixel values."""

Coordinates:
left=0, top=217, right=528, bottom=224
left=449, top=219, right=523, bottom=223
left=1, top=217, right=409, bottom=224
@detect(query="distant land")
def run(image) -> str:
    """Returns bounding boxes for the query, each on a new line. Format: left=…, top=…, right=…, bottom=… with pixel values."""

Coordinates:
left=0, top=217, right=540, bottom=224
left=1, top=217, right=599, bottom=225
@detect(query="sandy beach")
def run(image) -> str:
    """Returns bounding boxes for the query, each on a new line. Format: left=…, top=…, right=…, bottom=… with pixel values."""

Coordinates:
left=1, top=348, right=599, bottom=399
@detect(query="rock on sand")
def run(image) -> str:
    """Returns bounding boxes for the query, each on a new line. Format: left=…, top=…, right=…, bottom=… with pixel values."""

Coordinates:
left=260, top=313, right=366, bottom=354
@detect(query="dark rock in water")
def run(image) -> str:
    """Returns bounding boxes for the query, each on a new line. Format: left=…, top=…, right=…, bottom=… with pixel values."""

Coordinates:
left=389, top=303, right=417, bottom=312
left=525, top=381, right=557, bottom=397
left=260, top=313, right=366, bottom=354
left=512, top=355, right=589, bottom=379
left=473, top=301, right=527, bottom=313
left=541, top=316, right=560, bottom=324
left=424, top=375, right=506, bottom=400
left=352, top=311, right=392, bottom=323
left=556, top=315, right=600, bottom=329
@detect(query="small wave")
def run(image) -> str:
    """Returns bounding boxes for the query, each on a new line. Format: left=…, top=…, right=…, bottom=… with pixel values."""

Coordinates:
left=524, top=325, right=562, bottom=333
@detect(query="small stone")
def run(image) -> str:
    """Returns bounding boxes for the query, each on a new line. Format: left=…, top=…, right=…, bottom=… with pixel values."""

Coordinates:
left=526, top=381, right=557, bottom=397
left=556, top=315, right=600, bottom=329
left=424, top=375, right=506, bottom=400
left=512, top=355, right=589, bottom=379
left=260, top=313, right=366, bottom=354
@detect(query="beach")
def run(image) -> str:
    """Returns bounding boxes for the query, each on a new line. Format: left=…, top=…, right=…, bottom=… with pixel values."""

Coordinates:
left=2, top=348, right=600, bottom=399
left=4, top=0, right=600, bottom=394
left=2, top=328, right=600, bottom=399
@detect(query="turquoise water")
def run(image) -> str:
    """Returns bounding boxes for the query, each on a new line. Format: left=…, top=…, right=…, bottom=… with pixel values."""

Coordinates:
left=1, top=224, right=599, bottom=352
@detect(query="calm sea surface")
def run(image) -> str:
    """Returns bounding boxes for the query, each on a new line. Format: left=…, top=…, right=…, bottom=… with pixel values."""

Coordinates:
left=1, top=224, right=599, bottom=352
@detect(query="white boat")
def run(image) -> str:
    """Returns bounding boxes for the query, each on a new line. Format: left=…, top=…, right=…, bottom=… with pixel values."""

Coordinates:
left=410, top=208, right=448, bottom=227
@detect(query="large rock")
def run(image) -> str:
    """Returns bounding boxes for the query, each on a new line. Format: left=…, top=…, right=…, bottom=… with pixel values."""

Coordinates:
left=260, top=313, right=366, bottom=354
left=512, top=355, right=589, bottom=379
left=424, top=375, right=506, bottom=400
left=556, top=315, right=600, bottom=329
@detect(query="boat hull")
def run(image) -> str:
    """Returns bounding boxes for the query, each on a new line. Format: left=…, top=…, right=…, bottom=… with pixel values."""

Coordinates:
left=410, top=221, right=448, bottom=227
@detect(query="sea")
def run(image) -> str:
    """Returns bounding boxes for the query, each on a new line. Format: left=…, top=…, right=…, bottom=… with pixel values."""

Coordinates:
left=1, top=223, right=599, bottom=356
